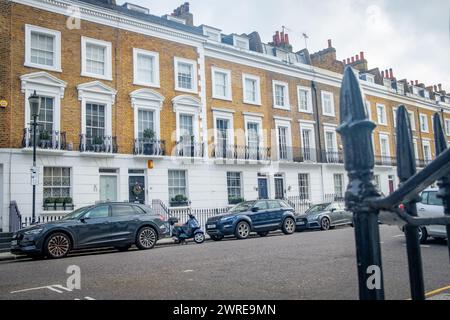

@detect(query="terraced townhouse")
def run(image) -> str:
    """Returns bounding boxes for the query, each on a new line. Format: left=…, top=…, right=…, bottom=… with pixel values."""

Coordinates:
left=0, top=0, right=449, bottom=231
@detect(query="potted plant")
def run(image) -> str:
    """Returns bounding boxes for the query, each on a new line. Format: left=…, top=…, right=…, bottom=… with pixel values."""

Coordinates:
left=142, top=129, right=156, bottom=155
left=63, top=197, right=74, bottom=211
left=170, top=194, right=189, bottom=207
left=92, top=136, right=103, bottom=152
left=55, top=197, right=65, bottom=211
left=44, top=197, right=55, bottom=211
left=228, top=197, right=245, bottom=205
left=39, top=130, right=51, bottom=148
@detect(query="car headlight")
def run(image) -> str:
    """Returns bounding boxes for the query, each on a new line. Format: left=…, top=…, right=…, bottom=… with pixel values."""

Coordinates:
left=308, top=214, right=320, bottom=221
left=24, top=228, right=44, bottom=235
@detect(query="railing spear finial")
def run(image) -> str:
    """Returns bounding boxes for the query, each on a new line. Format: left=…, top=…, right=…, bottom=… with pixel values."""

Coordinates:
left=396, top=105, right=425, bottom=300
left=337, top=67, right=384, bottom=300
left=433, top=113, right=450, bottom=261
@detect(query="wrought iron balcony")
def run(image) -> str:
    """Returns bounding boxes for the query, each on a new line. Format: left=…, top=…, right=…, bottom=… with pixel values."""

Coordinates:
left=79, top=134, right=118, bottom=153
left=320, top=150, right=345, bottom=164
left=374, top=155, right=398, bottom=166
left=134, top=138, right=165, bottom=156
left=176, top=141, right=204, bottom=158
left=211, top=144, right=271, bottom=161
left=22, top=128, right=66, bottom=150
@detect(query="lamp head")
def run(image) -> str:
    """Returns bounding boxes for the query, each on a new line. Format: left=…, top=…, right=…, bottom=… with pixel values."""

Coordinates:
left=28, top=90, right=40, bottom=117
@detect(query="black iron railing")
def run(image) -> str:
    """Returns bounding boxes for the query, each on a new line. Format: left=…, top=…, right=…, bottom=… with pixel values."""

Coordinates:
left=337, top=66, right=450, bottom=300
left=134, top=138, right=165, bottom=156
left=79, top=134, right=118, bottom=153
left=9, top=201, right=22, bottom=233
left=176, top=141, right=204, bottom=158
left=22, top=128, right=66, bottom=150
left=211, top=144, right=271, bottom=161
left=320, top=150, right=345, bottom=164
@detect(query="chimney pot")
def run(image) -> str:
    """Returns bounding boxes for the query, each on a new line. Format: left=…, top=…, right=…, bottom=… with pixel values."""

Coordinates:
left=385, top=70, right=389, bottom=79
left=351, top=56, right=355, bottom=63
left=280, top=31, right=285, bottom=44
left=347, top=58, right=351, bottom=64
left=343, top=59, right=346, bottom=65
left=381, top=71, right=385, bottom=78
left=434, top=85, right=438, bottom=92
left=360, top=51, right=365, bottom=60
left=356, top=54, right=359, bottom=61
left=415, top=80, right=418, bottom=85
left=438, top=84, right=442, bottom=91
left=275, top=31, right=280, bottom=46
left=389, top=68, right=394, bottom=79
left=285, top=34, right=290, bottom=45
left=410, top=81, right=414, bottom=86
left=328, top=39, right=332, bottom=48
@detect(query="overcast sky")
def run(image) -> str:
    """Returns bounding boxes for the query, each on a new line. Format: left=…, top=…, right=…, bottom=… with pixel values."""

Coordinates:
left=119, top=0, right=450, bottom=91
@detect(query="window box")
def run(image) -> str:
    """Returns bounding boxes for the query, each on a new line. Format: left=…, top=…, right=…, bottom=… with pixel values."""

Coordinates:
left=228, top=197, right=245, bottom=205
left=170, top=195, right=190, bottom=208
left=43, top=197, right=74, bottom=211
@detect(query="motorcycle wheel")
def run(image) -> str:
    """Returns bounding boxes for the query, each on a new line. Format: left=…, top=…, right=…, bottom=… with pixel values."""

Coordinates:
left=194, top=233, right=205, bottom=244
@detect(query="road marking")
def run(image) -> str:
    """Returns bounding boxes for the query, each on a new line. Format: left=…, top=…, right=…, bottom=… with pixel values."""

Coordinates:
left=53, top=285, right=73, bottom=292
left=11, top=284, right=61, bottom=294
left=84, top=296, right=95, bottom=300
left=425, top=285, right=450, bottom=298
left=402, top=244, right=430, bottom=248
left=183, top=269, right=194, bottom=273
left=393, top=234, right=405, bottom=238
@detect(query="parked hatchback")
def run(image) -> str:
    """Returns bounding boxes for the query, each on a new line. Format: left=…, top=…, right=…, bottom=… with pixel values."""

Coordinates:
left=407, top=188, right=448, bottom=243
left=11, top=203, right=169, bottom=259
left=205, top=200, right=297, bottom=240
left=303, top=202, right=353, bottom=231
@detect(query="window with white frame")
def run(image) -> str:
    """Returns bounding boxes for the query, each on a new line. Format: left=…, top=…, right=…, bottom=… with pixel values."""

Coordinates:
left=227, top=172, right=243, bottom=202
left=392, top=109, right=415, bottom=130
left=247, top=122, right=260, bottom=149
left=233, top=36, right=249, bottom=50
left=278, top=126, right=289, bottom=160
left=81, top=37, right=112, bottom=80
left=365, top=74, right=375, bottom=83
left=365, top=101, right=372, bottom=120
left=373, top=175, right=381, bottom=191
left=137, top=109, right=154, bottom=139
left=212, top=67, right=232, bottom=100
left=419, top=114, right=429, bottom=132
left=243, top=74, right=261, bottom=105
left=379, top=134, right=391, bottom=164
left=25, top=25, right=61, bottom=72
left=216, top=118, right=230, bottom=152
left=179, top=114, right=194, bottom=141
left=298, top=86, right=312, bottom=113
left=133, top=49, right=159, bottom=87
left=445, top=119, right=450, bottom=136
left=43, top=167, right=71, bottom=202
left=324, top=127, right=338, bottom=162
left=321, top=91, right=335, bottom=116
left=298, top=173, right=310, bottom=200
left=300, top=123, right=316, bottom=161
left=37, top=96, right=55, bottom=133
left=333, top=174, right=344, bottom=198
left=174, top=57, right=197, bottom=93
left=423, top=141, right=432, bottom=163
left=377, top=104, right=387, bottom=125
left=413, top=139, right=419, bottom=160
left=273, top=81, right=290, bottom=109
left=168, top=170, right=188, bottom=201
left=85, top=103, right=106, bottom=144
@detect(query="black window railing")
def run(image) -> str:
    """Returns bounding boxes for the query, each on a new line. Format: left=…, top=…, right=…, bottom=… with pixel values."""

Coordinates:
left=22, top=128, right=67, bottom=150
left=211, top=144, right=271, bottom=161
left=79, top=134, right=118, bottom=153
left=176, top=141, right=205, bottom=158
left=134, top=138, right=165, bottom=156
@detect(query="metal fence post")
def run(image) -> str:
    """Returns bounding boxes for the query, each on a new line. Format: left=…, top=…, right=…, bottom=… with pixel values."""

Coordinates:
left=396, top=105, right=425, bottom=300
left=337, top=67, right=384, bottom=300
left=433, top=113, right=450, bottom=261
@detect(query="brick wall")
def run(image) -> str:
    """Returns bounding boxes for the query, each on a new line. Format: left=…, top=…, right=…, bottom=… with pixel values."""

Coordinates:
left=0, top=0, right=11, bottom=148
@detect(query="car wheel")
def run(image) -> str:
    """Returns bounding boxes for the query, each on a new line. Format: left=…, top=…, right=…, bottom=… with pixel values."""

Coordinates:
left=115, top=245, right=131, bottom=252
left=235, top=221, right=250, bottom=239
left=210, top=235, right=224, bottom=241
left=194, top=233, right=205, bottom=244
left=418, top=227, right=428, bottom=244
left=45, top=232, right=71, bottom=259
left=136, top=226, right=157, bottom=250
left=282, top=217, right=296, bottom=235
left=258, top=231, right=269, bottom=237
left=320, top=217, right=331, bottom=231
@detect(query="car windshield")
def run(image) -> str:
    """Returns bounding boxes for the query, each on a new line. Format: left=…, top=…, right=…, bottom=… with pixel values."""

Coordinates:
left=306, top=203, right=330, bottom=214
left=60, top=206, right=91, bottom=220
left=229, top=201, right=256, bottom=213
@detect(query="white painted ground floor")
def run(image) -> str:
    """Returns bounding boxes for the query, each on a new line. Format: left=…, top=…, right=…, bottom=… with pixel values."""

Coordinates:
left=0, top=149, right=398, bottom=231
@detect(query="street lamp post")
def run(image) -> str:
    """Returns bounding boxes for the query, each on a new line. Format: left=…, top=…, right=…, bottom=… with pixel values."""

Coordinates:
left=28, top=91, right=40, bottom=224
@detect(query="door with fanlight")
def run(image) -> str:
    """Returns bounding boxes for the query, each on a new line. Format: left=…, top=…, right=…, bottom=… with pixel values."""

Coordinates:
left=99, top=172, right=118, bottom=202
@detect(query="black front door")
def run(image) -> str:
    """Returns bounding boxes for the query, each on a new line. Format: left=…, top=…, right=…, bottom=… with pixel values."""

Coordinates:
left=258, top=178, right=269, bottom=200
left=274, top=177, right=285, bottom=199
left=129, top=176, right=145, bottom=204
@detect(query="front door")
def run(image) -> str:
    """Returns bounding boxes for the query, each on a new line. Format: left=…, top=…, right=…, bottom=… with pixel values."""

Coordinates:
left=274, top=177, right=285, bottom=199
left=100, top=175, right=118, bottom=202
left=388, top=175, right=395, bottom=194
left=258, top=178, right=268, bottom=200
left=129, top=176, right=145, bottom=204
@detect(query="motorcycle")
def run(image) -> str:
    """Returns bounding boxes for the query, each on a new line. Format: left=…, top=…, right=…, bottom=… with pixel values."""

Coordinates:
left=168, top=214, right=205, bottom=244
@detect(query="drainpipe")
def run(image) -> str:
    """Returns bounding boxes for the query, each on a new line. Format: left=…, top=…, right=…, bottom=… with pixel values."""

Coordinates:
left=311, top=80, right=322, bottom=162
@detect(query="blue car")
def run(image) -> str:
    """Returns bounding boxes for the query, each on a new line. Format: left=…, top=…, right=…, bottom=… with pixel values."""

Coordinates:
left=205, top=200, right=297, bottom=240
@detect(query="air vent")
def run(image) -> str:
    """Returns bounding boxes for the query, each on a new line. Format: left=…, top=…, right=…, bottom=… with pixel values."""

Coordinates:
left=122, top=2, right=149, bottom=15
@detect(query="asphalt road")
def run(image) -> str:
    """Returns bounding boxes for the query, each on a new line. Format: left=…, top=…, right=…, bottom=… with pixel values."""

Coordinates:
left=0, top=225, right=449, bottom=300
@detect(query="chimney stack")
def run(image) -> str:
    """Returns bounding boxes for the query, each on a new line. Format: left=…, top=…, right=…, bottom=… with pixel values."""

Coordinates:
left=171, top=2, right=194, bottom=26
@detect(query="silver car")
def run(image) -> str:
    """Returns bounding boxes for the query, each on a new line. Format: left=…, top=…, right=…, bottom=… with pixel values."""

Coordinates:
left=413, top=188, right=448, bottom=243
left=303, top=202, right=353, bottom=231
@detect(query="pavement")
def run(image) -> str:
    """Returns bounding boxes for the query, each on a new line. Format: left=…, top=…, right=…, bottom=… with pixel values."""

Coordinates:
left=0, top=225, right=448, bottom=300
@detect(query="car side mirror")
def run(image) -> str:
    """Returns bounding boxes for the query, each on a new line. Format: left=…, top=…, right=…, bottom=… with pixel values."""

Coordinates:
left=330, top=208, right=336, bottom=212
left=80, top=216, right=90, bottom=223
left=252, top=207, right=259, bottom=212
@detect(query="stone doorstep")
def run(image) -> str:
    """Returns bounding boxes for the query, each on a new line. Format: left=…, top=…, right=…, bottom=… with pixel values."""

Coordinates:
left=0, top=236, right=211, bottom=262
